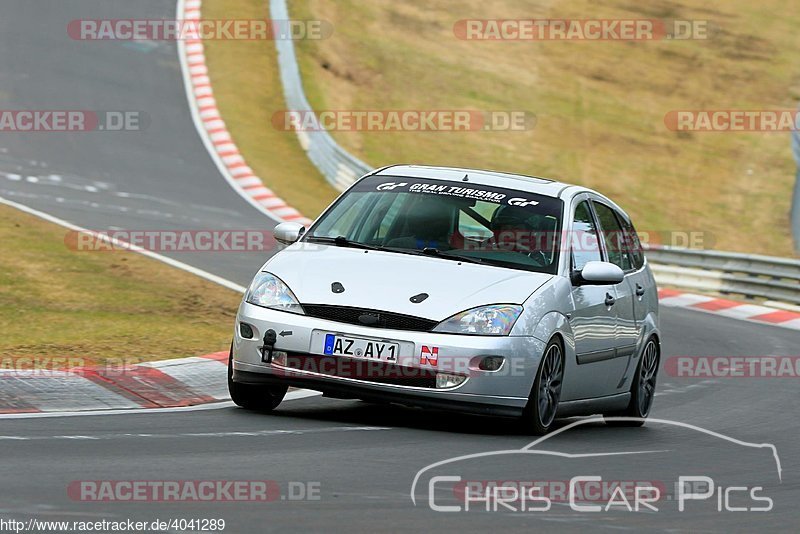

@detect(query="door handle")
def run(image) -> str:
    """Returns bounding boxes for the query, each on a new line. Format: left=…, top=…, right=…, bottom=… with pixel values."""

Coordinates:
left=635, top=283, right=646, bottom=297
left=605, top=293, right=616, bottom=306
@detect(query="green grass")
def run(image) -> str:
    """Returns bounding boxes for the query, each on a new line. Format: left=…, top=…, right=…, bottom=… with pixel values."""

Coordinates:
left=0, top=205, right=241, bottom=366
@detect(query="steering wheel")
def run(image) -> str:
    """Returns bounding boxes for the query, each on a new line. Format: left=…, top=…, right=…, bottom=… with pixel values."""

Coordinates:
left=525, top=249, right=550, bottom=267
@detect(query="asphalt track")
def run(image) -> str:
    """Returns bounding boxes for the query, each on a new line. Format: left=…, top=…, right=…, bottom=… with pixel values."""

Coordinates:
left=0, top=1, right=798, bottom=532
left=0, top=0, right=274, bottom=284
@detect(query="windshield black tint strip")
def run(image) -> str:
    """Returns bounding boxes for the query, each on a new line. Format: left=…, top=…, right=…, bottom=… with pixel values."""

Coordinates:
left=353, top=175, right=562, bottom=216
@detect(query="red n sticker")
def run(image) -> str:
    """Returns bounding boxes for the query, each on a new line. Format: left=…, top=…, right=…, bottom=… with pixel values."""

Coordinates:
left=420, top=346, right=439, bottom=366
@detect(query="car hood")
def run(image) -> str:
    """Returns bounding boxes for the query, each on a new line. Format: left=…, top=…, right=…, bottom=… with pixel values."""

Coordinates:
left=263, top=244, right=553, bottom=321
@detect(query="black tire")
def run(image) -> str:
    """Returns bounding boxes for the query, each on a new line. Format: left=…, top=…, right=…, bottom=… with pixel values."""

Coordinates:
left=521, top=337, right=564, bottom=435
left=604, top=337, right=660, bottom=427
left=227, top=345, right=288, bottom=411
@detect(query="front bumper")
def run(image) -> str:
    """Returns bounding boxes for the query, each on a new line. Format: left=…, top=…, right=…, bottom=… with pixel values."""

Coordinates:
left=232, top=302, right=545, bottom=416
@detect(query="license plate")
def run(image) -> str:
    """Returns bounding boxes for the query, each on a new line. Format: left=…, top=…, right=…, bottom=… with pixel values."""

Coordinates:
left=321, top=333, right=399, bottom=363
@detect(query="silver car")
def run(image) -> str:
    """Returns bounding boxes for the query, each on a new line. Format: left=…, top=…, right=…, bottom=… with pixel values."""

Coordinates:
left=229, top=165, right=660, bottom=434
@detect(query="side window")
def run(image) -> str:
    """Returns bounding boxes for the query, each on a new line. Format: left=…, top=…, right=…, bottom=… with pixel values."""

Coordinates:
left=618, top=216, right=645, bottom=270
left=571, top=201, right=602, bottom=270
left=592, top=202, right=632, bottom=271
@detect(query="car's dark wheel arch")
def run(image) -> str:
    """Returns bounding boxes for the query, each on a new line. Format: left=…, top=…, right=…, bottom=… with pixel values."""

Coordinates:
left=227, top=343, right=288, bottom=411
left=604, top=334, right=660, bottom=426
left=521, top=334, right=565, bottom=435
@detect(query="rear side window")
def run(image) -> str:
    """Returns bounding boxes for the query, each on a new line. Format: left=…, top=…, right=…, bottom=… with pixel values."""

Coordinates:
left=618, top=215, right=645, bottom=270
left=571, top=201, right=602, bottom=270
left=593, top=202, right=633, bottom=271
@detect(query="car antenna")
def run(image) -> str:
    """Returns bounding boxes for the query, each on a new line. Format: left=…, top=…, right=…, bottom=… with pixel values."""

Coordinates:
left=462, top=174, right=469, bottom=181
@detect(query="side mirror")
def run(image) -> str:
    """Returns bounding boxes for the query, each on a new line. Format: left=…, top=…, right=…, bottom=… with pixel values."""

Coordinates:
left=572, top=261, right=624, bottom=286
left=273, top=222, right=306, bottom=245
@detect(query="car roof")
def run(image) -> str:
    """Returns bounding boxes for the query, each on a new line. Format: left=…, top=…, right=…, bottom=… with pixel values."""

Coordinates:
left=371, top=164, right=581, bottom=199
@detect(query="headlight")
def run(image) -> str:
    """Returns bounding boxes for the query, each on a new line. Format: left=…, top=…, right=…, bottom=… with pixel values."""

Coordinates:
left=432, top=304, right=522, bottom=336
left=245, top=272, right=304, bottom=314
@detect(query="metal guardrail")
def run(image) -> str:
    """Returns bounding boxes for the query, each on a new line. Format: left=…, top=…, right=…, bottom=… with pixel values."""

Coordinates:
left=270, top=0, right=371, bottom=192
left=646, top=246, right=800, bottom=305
left=792, top=119, right=800, bottom=252
left=271, top=0, right=800, bottom=304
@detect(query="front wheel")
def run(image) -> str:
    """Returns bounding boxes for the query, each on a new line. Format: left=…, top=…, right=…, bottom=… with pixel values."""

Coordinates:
left=227, top=345, right=288, bottom=411
left=604, top=337, right=659, bottom=427
left=521, top=338, right=564, bottom=435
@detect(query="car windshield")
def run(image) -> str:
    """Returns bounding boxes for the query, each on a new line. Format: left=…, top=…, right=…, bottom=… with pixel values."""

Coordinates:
left=306, top=175, right=563, bottom=274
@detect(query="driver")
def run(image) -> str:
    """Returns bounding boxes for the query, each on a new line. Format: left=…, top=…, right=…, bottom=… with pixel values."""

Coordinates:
left=488, top=206, right=552, bottom=265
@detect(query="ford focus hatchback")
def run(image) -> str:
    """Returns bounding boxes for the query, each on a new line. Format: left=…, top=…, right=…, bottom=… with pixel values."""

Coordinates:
left=229, top=165, right=659, bottom=434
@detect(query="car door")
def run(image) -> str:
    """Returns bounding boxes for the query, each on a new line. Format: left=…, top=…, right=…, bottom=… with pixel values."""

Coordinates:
left=591, top=200, right=640, bottom=392
left=616, top=211, right=656, bottom=345
left=560, top=198, right=620, bottom=401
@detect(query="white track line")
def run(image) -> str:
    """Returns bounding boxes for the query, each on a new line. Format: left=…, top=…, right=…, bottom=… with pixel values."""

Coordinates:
left=0, top=0, right=313, bottom=418
left=0, top=197, right=326, bottom=416
left=0, top=425, right=391, bottom=441
left=0, top=196, right=246, bottom=293
left=0, top=390, right=322, bottom=420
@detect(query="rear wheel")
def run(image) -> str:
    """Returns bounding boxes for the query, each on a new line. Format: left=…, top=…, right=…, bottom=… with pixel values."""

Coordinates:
left=604, top=337, right=659, bottom=427
left=522, top=338, right=564, bottom=435
left=227, top=345, right=287, bottom=411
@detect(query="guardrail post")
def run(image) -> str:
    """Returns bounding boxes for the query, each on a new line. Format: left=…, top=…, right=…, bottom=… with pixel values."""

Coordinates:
left=792, top=117, right=800, bottom=253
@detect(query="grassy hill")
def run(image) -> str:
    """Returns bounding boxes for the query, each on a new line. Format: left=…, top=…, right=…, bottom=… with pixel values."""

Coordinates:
left=206, top=0, right=800, bottom=256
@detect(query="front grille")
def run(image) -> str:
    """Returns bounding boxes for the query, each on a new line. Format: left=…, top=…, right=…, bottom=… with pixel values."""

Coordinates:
left=301, top=304, right=438, bottom=332
left=282, top=354, right=437, bottom=388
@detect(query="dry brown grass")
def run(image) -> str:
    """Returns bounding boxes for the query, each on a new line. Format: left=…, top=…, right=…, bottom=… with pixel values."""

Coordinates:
left=287, top=0, right=800, bottom=256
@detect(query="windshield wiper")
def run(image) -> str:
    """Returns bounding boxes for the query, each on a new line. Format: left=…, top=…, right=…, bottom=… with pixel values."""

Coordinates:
left=306, top=235, right=385, bottom=251
left=420, top=247, right=484, bottom=265
left=306, top=237, right=485, bottom=264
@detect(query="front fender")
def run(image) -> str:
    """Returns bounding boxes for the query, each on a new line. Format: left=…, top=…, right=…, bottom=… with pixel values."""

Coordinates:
left=532, top=311, right=574, bottom=349
left=517, top=310, right=577, bottom=400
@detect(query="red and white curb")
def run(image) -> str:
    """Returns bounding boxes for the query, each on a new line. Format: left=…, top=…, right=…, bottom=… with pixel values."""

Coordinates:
left=0, top=352, right=230, bottom=414
left=178, top=0, right=312, bottom=226
left=658, top=288, right=800, bottom=330
left=3, top=289, right=796, bottom=414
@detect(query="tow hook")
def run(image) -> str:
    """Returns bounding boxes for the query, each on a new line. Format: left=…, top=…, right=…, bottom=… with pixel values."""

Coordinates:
left=258, top=329, right=278, bottom=363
